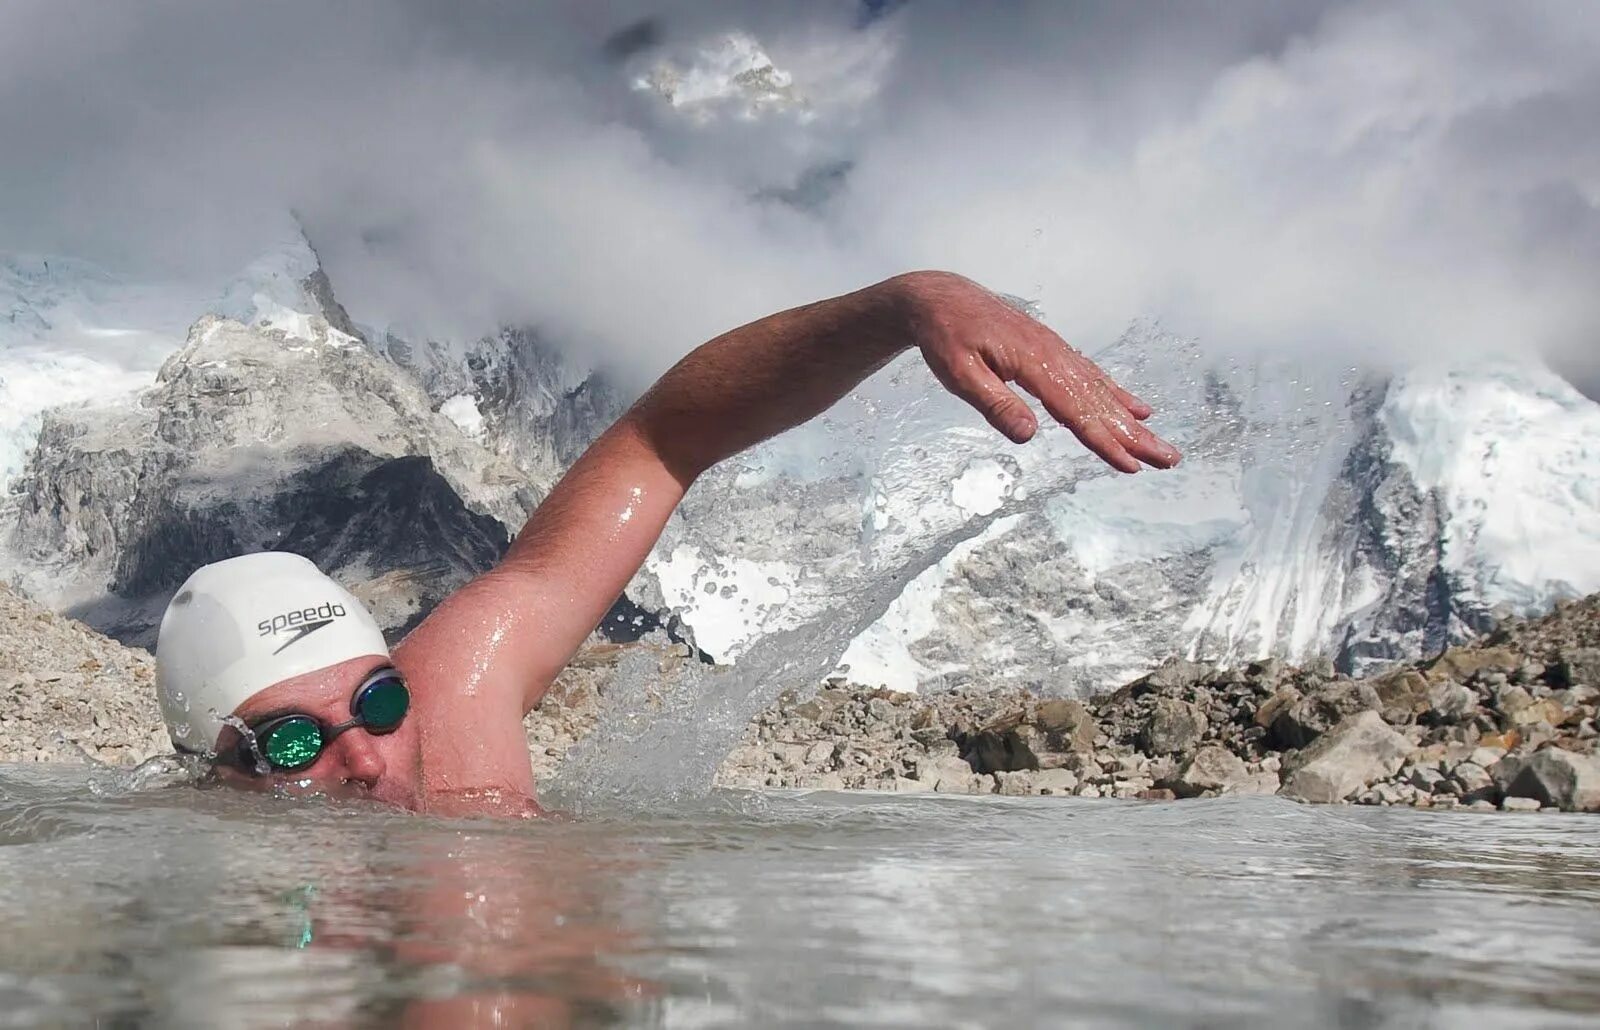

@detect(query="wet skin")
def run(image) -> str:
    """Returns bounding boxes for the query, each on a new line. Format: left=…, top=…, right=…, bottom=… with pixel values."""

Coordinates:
left=214, top=271, right=1180, bottom=813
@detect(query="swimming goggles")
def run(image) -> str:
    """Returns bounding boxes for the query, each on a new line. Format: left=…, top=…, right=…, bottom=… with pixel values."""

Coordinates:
left=230, top=667, right=410, bottom=774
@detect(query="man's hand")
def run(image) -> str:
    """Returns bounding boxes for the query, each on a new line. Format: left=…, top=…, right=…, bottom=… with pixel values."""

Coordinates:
left=898, top=271, right=1181, bottom=473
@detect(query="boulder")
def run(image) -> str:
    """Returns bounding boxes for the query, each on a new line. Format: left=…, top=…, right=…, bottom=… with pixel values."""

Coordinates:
left=1253, top=687, right=1300, bottom=730
left=1507, top=699, right=1567, bottom=728
left=1426, top=681, right=1477, bottom=723
left=1280, top=711, right=1413, bottom=804
left=1141, top=698, right=1208, bottom=754
left=1269, top=682, right=1381, bottom=749
left=1371, top=670, right=1431, bottom=724
left=1550, top=648, right=1600, bottom=689
left=966, top=712, right=1046, bottom=773
left=1172, top=746, right=1251, bottom=798
left=915, top=754, right=980, bottom=792
left=1034, top=768, right=1079, bottom=795
left=1425, top=647, right=1521, bottom=684
left=1139, top=657, right=1215, bottom=692
left=1034, top=699, right=1096, bottom=752
left=995, top=770, right=1038, bottom=796
left=1492, top=749, right=1600, bottom=812
left=1448, top=761, right=1496, bottom=803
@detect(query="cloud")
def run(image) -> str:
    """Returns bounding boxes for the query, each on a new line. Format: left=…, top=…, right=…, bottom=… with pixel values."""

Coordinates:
left=1, top=1, right=1595, bottom=393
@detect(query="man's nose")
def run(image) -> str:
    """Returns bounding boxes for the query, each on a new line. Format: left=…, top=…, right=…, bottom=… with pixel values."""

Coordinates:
left=334, top=731, right=386, bottom=787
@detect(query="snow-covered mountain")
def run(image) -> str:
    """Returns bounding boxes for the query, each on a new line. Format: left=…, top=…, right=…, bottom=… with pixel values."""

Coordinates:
left=646, top=323, right=1600, bottom=694
left=2, top=238, right=1597, bottom=695
left=0, top=256, right=211, bottom=488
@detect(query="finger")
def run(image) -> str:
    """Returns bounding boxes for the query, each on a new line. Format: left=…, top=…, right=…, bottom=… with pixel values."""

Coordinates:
left=1020, top=367, right=1179, bottom=470
left=1117, top=418, right=1183, bottom=469
left=1093, top=400, right=1180, bottom=469
left=1110, top=383, right=1153, bottom=421
left=935, top=355, right=1039, bottom=443
left=1065, top=413, right=1142, bottom=473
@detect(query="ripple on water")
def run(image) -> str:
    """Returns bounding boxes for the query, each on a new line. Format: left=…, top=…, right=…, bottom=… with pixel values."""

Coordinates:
left=3, top=767, right=1600, bottom=1026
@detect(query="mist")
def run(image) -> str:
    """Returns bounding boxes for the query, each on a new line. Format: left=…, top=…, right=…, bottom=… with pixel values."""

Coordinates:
left=1, top=0, right=1595, bottom=394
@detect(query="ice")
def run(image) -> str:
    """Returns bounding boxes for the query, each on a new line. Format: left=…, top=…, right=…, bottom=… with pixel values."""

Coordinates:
left=1383, top=361, right=1600, bottom=611
left=439, top=394, right=486, bottom=438
left=0, top=254, right=210, bottom=490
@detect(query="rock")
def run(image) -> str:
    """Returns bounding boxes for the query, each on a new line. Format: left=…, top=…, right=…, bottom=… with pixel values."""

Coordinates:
left=1253, top=687, right=1301, bottom=730
left=1269, top=682, right=1381, bottom=749
left=804, top=741, right=838, bottom=767
left=1173, top=746, right=1251, bottom=798
left=1500, top=796, right=1542, bottom=812
left=1239, top=770, right=1281, bottom=796
left=1280, top=711, right=1413, bottom=804
left=1510, top=699, right=1567, bottom=728
left=1033, top=699, right=1096, bottom=752
left=1425, top=647, right=1521, bottom=684
left=1495, top=685, right=1535, bottom=717
left=1141, top=698, right=1208, bottom=754
left=1371, top=670, right=1431, bottom=724
left=1550, top=648, right=1600, bottom=689
left=1449, top=761, right=1496, bottom=803
left=995, top=770, right=1038, bottom=796
left=1426, top=681, right=1478, bottom=722
left=1373, top=782, right=1408, bottom=805
left=1467, top=746, right=1506, bottom=768
left=1405, top=763, right=1446, bottom=792
left=1034, top=768, right=1079, bottom=795
left=1493, top=749, right=1600, bottom=812
left=1137, top=787, right=1178, bottom=801
left=966, top=711, right=1051, bottom=773
left=916, top=754, right=978, bottom=792
left=1140, top=657, right=1215, bottom=692
left=1478, top=730, right=1522, bottom=752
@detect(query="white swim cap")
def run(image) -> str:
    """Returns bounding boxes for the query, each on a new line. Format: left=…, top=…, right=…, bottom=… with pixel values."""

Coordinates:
left=155, top=553, right=391, bottom=753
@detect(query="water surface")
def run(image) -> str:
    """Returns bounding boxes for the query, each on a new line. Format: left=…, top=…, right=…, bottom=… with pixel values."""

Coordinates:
left=2, top=765, right=1598, bottom=1028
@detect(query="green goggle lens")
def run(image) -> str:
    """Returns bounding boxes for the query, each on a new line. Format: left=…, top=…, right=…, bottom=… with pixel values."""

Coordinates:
left=357, top=679, right=408, bottom=730
left=261, top=718, right=325, bottom=770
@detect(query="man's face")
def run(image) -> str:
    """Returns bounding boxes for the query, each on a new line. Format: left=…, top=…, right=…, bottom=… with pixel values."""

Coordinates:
left=213, top=655, right=423, bottom=810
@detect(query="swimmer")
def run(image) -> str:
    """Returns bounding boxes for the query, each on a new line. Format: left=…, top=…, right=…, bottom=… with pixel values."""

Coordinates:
left=155, top=271, right=1181, bottom=813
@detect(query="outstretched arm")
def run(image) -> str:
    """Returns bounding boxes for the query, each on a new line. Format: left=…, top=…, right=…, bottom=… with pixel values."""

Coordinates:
left=396, top=272, right=1179, bottom=791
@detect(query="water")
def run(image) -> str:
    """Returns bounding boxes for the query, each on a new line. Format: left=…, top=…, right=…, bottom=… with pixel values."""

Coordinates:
left=4, top=767, right=1600, bottom=1027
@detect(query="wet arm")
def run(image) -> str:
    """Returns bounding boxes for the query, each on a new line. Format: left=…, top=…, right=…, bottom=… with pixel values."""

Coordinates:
left=401, top=274, right=926, bottom=719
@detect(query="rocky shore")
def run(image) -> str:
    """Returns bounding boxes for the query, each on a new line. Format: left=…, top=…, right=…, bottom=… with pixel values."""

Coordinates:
left=718, top=593, right=1600, bottom=812
left=3, top=581, right=1598, bottom=812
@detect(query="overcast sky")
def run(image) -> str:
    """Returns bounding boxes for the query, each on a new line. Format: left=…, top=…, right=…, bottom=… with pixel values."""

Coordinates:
left=2, top=1, right=1596, bottom=395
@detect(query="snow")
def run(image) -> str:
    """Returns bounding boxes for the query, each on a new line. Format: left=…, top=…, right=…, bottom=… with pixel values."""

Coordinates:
left=633, top=32, right=806, bottom=123
left=0, top=254, right=210, bottom=489
left=1047, top=462, right=1248, bottom=578
left=1383, top=362, right=1600, bottom=610
left=440, top=394, right=485, bottom=438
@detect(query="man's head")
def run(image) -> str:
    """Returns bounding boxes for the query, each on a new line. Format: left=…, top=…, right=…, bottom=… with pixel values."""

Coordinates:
left=156, top=553, right=421, bottom=806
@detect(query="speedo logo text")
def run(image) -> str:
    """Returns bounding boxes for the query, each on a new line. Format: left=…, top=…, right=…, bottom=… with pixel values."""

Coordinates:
left=258, top=601, right=347, bottom=637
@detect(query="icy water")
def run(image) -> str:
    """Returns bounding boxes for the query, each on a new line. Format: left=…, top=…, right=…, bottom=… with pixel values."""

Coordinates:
left=4, top=769, right=1600, bottom=1028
